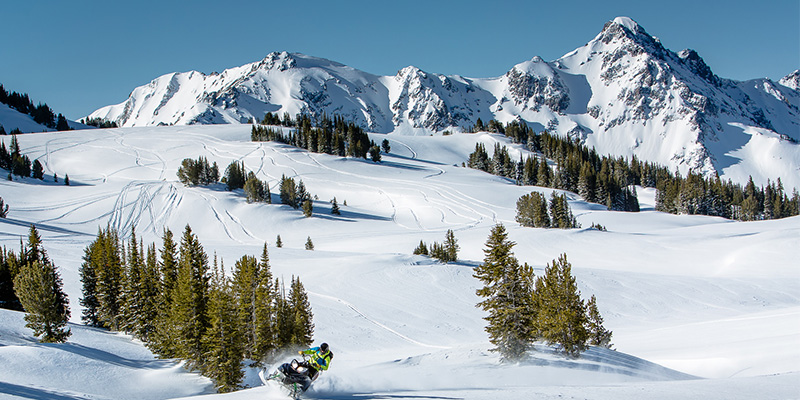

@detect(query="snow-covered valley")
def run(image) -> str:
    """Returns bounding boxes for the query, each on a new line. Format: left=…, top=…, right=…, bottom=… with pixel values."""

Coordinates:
left=0, top=124, right=798, bottom=399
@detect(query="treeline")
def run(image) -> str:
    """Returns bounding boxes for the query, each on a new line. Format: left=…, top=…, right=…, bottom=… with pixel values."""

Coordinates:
left=251, top=112, right=383, bottom=162
left=0, top=226, right=71, bottom=343
left=0, top=83, right=70, bottom=131
left=412, top=229, right=459, bottom=263
left=79, top=117, right=118, bottom=129
left=475, top=224, right=611, bottom=361
left=656, top=173, right=799, bottom=221
left=516, top=192, right=579, bottom=229
left=1, top=135, right=70, bottom=184
left=469, top=119, right=799, bottom=220
left=78, top=225, right=314, bottom=392
left=468, top=137, right=638, bottom=212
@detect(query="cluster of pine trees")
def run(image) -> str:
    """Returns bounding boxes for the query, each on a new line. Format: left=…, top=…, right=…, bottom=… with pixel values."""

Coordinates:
left=251, top=113, right=381, bottom=161
left=0, top=226, right=72, bottom=343
left=468, top=139, right=639, bottom=212
left=474, top=224, right=611, bottom=361
left=1, top=135, right=70, bottom=184
left=279, top=175, right=314, bottom=216
left=0, top=84, right=70, bottom=131
left=656, top=173, right=799, bottom=221
left=515, top=192, right=579, bottom=229
left=79, top=225, right=314, bottom=392
left=470, top=119, right=799, bottom=220
left=177, top=156, right=220, bottom=186
left=412, top=229, right=459, bottom=263
left=79, top=117, right=118, bottom=129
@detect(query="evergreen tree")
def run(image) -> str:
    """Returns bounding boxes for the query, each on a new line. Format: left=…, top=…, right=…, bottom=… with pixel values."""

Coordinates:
left=13, top=226, right=71, bottom=343
left=56, top=114, right=70, bottom=131
left=90, top=227, right=125, bottom=331
left=244, top=172, right=269, bottom=203
left=331, top=197, right=340, bottom=215
left=32, top=159, right=44, bottom=180
left=443, top=229, right=459, bottom=263
left=413, top=240, right=429, bottom=256
left=381, top=139, right=391, bottom=154
left=203, top=264, right=245, bottom=392
left=585, top=295, right=613, bottom=348
left=474, top=224, right=536, bottom=361
left=64, top=174, right=69, bottom=186
left=0, top=246, right=23, bottom=311
left=279, top=175, right=298, bottom=208
left=305, top=237, right=314, bottom=251
left=369, top=145, right=382, bottom=162
left=14, top=259, right=71, bottom=343
left=302, top=199, right=313, bottom=217
left=170, top=225, right=210, bottom=368
left=224, top=161, right=247, bottom=191
left=275, top=235, right=283, bottom=248
left=274, top=278, right=294, bottom=348
left=535, top=254, right=587, bottom=357
left=253, top=244, right=277, bottom=363
left=79, top=232, right=102, bottom=327
left=289, top=276, right=314, bottom=347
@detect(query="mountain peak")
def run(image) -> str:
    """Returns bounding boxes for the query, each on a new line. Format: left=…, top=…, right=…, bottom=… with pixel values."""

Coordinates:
left=611, top=16, right=641, bottom=33
left=779, top=70, right=800, bottom=90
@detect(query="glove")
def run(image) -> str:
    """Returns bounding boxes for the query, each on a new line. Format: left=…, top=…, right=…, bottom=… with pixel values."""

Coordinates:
left=298, top=351, right=303, bottom=355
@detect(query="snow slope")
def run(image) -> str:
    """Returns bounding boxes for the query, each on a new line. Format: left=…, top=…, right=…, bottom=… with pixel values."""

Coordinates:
left=0, top=102, right=90, bottom=133
left=0, top=125, right=798, bottom=399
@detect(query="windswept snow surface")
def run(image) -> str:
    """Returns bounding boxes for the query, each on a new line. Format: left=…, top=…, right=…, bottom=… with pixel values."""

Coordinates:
left=0, top=125, right=798, bottom=399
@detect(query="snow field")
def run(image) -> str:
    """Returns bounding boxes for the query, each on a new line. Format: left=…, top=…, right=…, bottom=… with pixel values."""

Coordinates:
left=0, top=124, right=797, bottom=399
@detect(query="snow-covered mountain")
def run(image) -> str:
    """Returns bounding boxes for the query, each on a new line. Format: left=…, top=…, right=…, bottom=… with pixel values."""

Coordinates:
left=88, top=17, right=800, bottom=189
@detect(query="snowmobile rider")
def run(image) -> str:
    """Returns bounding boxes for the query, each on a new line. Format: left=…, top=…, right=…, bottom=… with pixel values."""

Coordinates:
left=298, top=342, right=333, bottom=381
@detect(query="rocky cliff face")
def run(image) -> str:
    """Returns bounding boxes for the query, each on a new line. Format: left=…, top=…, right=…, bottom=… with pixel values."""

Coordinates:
left=88, top=17, right=799, bottom=188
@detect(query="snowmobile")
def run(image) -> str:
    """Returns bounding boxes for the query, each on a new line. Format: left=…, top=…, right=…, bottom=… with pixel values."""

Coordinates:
left=259, top=354, right=319, bottom=399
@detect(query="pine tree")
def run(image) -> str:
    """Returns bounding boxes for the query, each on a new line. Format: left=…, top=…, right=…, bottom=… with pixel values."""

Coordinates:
left=253, top=244, right=277, bottom=363
left=32, top=159, right=44, bottom=180
left=13, top=226, right=71, bottom=343
left=121, top=228, right=145, bottom=334
left=381, top=139, right=391, bottom=154
left=203, top=264, right=245, bottom=392
left=289, top=276, right=314, bottom=347
left=274, top=278, right=294, bottom=348
left=535, top=254, right=587, bottom=357
left=443, top=229, right=459, bottom=263
left=302, top=199, right=313, bottom=217
left=232, top=254, right=261, bottom=361
left=93, top=227, right=124, bottom=331
left=79, top=232, right=101, bottom=327
left=279, top=175, right=298, bottom=208
left=331, top=197, right=340, bottom=215
left=585, top=295, right=613, bottom=348
left=170, top=225, right=210, bottom=369
left=275, top=235, right=283, bottom=248
left=413, top=240, right=429, bottom=256
left=474, top=224, right=536, bottom=361
left=0, top=246, right=23, bottom=311
left=305, top=237, right=314, bottom=251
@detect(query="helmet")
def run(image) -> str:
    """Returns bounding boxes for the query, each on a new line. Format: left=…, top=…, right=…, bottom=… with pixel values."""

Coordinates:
left=320, top=343, right=329, bottom=353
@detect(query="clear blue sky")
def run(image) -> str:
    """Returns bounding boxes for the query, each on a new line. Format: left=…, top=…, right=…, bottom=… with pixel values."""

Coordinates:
left=1, top=0, right=797, bottom=120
